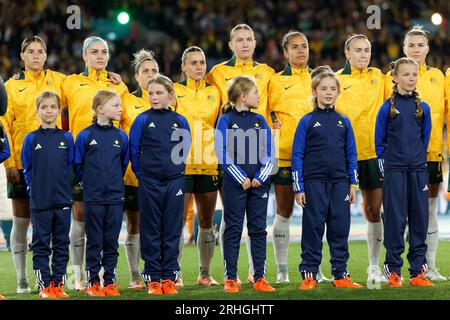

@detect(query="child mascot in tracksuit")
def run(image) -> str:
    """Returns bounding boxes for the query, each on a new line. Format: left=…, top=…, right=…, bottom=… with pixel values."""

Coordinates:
left=130, top=74, right=191, bottom=295
left=375, top=57, right=434, bottom=288
left=292, top=66, right=363, bottom=290
left=215, top=75, right=276, bottom=293
left=21, top=91, right=74, bottom=298
left=74, top=90, right=129, bottom=297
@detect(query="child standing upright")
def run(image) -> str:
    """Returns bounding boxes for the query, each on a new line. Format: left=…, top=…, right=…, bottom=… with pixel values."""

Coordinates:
left=215, top=75, right=276, bottom=293
left=376, top=57, right=433, bottom=288
left=292, top=66, right=363, bottom=290
left=129, top=75, right=191, bottom=295
left=74, top=90, right=129, bottom=297
left=21, top=91, right=74, bottom=298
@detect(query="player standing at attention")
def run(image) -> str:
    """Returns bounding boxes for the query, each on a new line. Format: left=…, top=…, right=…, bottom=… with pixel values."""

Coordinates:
left=174, top=46, right=221, bottom=287
left=335, top=34, right=387, bottom=284
left=129, top=75, right=191, bottom=295
left=215, top=75, right=275, bottom=293
left=74, top=90, right=129, bottom=296
left=120, top=49, right=158, bottom=290
left=206, top=23, right=275, bottom=284
left=21, top=91, right=74, bottom=298
left=63, top=36, right=128, bottom=290
left=385, top=26, right=446, bottom=281
left=0, top=36, right=66, bottom=294
left=376, top=58, right=434, bottom=288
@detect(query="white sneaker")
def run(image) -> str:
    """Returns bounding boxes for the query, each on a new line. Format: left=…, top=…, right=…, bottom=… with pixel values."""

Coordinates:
left=247, top=274, right=255, bottom=284
left=175, top=277, right=184, bottom=288
left=425, top=268, right=447, bottom=281
left=75, top=279, right=87, bottom=291
left=367, top=265, right=387, bottom=283
left=16, top=279, right=31, bottom=294
left=276, top=271, right=290, bottom=284
left=316, top=271, right=331, bottom=283
left=128, top=279, right=143, bottom=290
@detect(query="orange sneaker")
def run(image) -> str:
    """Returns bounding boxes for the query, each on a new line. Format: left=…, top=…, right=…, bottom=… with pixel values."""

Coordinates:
left=224, top=280, right=240, bottom=293
left=332, top=275, right=363, bottom=288
left=0, top=295, right=5, bottom=300
left=387, top=272, right=403, bottom=288
left=39, top=285, right=57, bottom=299
left=104, top=284, right=121, bottom=296
left=197, top=275, right=220, bottom=286
left=253, top=278, right=276, bottom=292
left=299, top=277, right=317, bottom=290
left=52, top=282, right=70, bottom=298
left=85, top=283, right=105, bottom=296
left=162, top=280, right=178, bottom=294
left=147, top=281, right=163, bottom=295
left=409, top=274, right=435, bottom=287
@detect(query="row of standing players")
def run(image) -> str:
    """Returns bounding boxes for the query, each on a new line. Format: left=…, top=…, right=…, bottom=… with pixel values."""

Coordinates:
left=0, top=24, right=449, bottom=298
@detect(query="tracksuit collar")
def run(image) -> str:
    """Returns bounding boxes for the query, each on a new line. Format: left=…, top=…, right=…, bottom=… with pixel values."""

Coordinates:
left=82, top=68, right=109, bottom=81
left=20, top=68, right=46, bottom=82
left=38, top=126, right=59, bottom=133
left=281, top=63, right=311, bottom=76
left=341, top=61, right=370, bottom=75
left=225, top=55, right=257, bottom=68
left=316, top=105, right=335, bottom=113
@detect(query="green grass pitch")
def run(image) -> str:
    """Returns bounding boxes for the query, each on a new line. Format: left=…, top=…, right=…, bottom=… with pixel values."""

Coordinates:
left=1, top=241, right=450, bottom=300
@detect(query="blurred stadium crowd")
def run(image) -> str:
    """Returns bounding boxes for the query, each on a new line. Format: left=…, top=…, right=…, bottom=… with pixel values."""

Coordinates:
left=0, top=0, right=449, bottom=90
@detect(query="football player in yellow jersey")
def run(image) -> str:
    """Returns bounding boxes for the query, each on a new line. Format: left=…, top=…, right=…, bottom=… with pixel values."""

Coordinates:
left=385, top=26, right=446, bottom=281
left=206, top=24, right=274, bottom=284
left=120, top=49, right=158, bottom=290
left=268, top=31, right=331, bottom=284
left=0, top=36, right=66, bottom=294
left=174, top=46, right=221, bottom=287
left=335, top=34, right=387, bottom=284
left=63, top=36, right=129, bottom=291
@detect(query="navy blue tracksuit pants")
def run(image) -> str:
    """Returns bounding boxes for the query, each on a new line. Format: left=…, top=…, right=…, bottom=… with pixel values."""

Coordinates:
left=299, top=181, right=351, bottom=280
left=85, top=204, right=123, bottom=286
left=383, top=171, right=429, bottom=278
left=222, top=182, right=269, bottom=282
left=31, top=207, right=71, bottom=291
left=139, top=175, right=184, bottom=283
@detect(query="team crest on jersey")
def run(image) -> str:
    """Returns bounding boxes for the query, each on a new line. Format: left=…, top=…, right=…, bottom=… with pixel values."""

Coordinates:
left=207, top=95, right=215, bottom=101
left=107, top=84, right=112, bottom=87
left=371, top=79, right=377, bottom=85
left=113, top=140, right=120, bottom=148
left=255, top=73, right=262, bottom=79
left=46, top=80, right=53, bottom=86
left=337, top=120, right=344, bottom=128
left=58, top=141, right=67, bottom=149
left=431, top=78, right=437, bottom=83
left=280, top=168, right=290, bottom=178
left=172, top=123, right=179, bottom=129
left=254, top=122, right=261, bottom=129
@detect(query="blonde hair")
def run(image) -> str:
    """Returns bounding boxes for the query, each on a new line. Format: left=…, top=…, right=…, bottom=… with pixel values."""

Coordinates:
left=230, top=24, right=255, bottom=40
left=403, top=25, right=429, bottom=45
left=147, top=74, right=174, bottom=93
left=83, top=36, right=109, bottom=56
left=92, top=90, right=119, bottom=124
left=222, top=75, right=257, bottom=114
left=180, top=46, right=205, bottom=81
left=282, top=30, right=308, bottom=50
left=310, top=66, right=340, bottom=109
left=389, top=57, right=422, bottom=118
left=132, top=49, right=158, bottom=74
left=21, top=35, right=47, bottom=53
left=344, top=34, right=370, bottom=51
left=36, top=91, right=60, bottom=111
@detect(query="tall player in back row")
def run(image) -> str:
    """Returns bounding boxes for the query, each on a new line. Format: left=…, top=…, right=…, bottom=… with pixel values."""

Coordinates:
left=206, top=23, right=275, bottom=283
left=385, top=26, right=447, bottom=281
left=335, top=34, right=387, bottom=283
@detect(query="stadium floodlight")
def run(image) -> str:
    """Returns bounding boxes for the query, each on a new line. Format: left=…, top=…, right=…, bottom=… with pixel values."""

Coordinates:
left=117, top=11, right=130, bottom=25
left=431, top=13, right=443, bottom=25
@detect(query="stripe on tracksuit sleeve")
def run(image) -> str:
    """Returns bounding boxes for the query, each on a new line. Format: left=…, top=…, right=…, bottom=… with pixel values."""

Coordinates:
left=21, top=133, right=34, bottom=192
left=214, top=115, right=248, bottom=185
left=343, top=116, right=358, bottom=185
left=129, top=113, right=146, bottom=179
left=254, top=116, right=275, bottom=184
left=291, top=114, right=311, bottom=193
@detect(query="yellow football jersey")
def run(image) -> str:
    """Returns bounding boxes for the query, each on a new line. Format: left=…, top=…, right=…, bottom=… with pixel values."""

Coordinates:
left=0, top=69, right=65, bottom=169
left=174, top=78, right=221, bottom=175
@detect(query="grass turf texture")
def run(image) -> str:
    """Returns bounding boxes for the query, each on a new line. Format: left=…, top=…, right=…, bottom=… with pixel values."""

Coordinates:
left=1, top=241, right=450, bottom=300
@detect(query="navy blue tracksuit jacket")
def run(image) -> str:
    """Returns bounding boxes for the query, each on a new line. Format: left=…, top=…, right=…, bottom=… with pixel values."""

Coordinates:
left=375, top=92, right=431, bottom=277
left=74, top=123, right=129, bottom=286
left=291, top=106, right=357, bottom=280
left=214, top=108, right=275, bottom=282
left=21, top=127, right=74, bottom=290
left=130, top=107, right=190, bottom=282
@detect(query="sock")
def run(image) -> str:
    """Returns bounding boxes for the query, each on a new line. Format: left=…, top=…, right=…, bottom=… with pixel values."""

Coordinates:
left=367, top=221, right=383, bottom=267
left=426, top=197, right=439, bottom=270
left=243, top=215, right=254, bottom=276
left=125, top=233, right=141, bottom=281
left=218, top=212, right=225, bottom=259
left=10, top=217, right=30, bottom=281
left=197, top=227, right=215, bottom=277
left=177, top=230, right=184, bottom=266
left=69, top=220, right=85, bottom=282
left=272, top=214, right=290, bottom=272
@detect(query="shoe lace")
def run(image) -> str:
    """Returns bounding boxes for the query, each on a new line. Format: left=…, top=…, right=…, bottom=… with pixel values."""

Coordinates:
left=390, top=273, right=401, bottom=282
left=417, top=274, right=429, bottom=281
left=148, top=282, right=160, bottom=290
left=226, top=280, right=236, bottom=287
left=163, top=280, right=174, bottom=288
left=305, top=277, right=314, bottom=284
